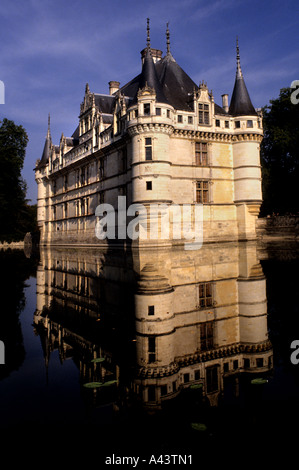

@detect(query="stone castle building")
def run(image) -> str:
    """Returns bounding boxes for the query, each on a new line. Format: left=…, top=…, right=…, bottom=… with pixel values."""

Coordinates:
left=35, top=22, right=263, bottom=246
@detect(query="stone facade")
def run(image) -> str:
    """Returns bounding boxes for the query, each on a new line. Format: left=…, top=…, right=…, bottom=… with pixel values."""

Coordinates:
left=35, top=26, right=263, bottom=247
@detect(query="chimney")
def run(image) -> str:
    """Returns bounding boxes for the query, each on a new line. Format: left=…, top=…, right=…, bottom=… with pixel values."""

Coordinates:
left=222, top=94, right=229, bottom=113
left=109, top=81, right=120, bottom=95
left=140, top=48, right=163, bottom=65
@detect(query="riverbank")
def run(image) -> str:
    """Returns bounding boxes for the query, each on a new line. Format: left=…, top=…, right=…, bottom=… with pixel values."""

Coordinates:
left=257, top=215, right=299, bottom=242
left=0, top=241, right=24, bottom=250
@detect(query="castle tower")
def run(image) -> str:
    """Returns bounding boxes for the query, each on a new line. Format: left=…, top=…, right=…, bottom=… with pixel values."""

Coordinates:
left=127, top=19, right=174, bottom=245
left=230, top=39, right=263, bottom=239
left=36, top=114, right=51, bottom=243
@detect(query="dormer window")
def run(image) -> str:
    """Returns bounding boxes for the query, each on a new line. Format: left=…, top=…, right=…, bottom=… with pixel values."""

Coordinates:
left=198, top=104, right=210, bottom=125
left=144, top=103, right=150, bottom=116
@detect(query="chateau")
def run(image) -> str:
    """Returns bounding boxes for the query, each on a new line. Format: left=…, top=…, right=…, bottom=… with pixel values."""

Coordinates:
left=35, top=22, right=263, bottom=246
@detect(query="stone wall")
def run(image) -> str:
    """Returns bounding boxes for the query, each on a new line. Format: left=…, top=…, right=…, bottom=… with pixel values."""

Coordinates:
left=257, top=215, right=299, bottom=241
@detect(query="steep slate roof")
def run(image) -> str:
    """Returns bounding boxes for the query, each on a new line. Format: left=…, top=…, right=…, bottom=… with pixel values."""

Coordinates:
left=94, top=94, right=115, bottom=114
left=121, top=49, right=227, bottom=114
left=155, top=52, right=196, bottom=111
left=37, top=115, right=52, bottom=168
left=120, top=46, right=168, bottom=105
left=229, top=41, right=256, bottom=116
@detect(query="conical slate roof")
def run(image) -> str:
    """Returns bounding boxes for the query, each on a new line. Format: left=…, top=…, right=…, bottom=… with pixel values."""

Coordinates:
left=229, top=40, right=256, bottom=116
left=138, top=46, right=168, bottom=104
left=38, top=114, right=52, bottom=168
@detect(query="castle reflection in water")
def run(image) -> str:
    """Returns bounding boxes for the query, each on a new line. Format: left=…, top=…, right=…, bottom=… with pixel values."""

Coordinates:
left=34, top=241, right=272, bottom=409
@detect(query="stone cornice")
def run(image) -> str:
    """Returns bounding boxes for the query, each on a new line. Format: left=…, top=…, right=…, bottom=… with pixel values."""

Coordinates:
left=127, top=123, right=174, bottom=136
left=137, top=340, right=272, bottom=378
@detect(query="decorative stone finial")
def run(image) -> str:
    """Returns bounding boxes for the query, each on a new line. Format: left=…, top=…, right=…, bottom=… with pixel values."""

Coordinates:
left=147, top=18, right=151, bottom=49
left=166, top=22, right=170, bottom=55
left=236, top=36, right=243, bottom=78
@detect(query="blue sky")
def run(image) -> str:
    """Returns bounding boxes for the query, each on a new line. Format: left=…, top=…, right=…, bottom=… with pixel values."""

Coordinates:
left=0, top=0, right=298, bottom=203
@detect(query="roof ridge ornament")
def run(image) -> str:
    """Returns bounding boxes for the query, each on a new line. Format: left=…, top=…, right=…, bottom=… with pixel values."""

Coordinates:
left=146, top=18, right=151, bottom=50
left=236, top=36, right=243, bottom=79
left=166, top=22, right=170, bottom=55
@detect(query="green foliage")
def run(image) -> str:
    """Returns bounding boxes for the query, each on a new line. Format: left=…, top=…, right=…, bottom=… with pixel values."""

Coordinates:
left=260, top=88, right=299, bottom=216
left=0, top=118, right=37, bottom=242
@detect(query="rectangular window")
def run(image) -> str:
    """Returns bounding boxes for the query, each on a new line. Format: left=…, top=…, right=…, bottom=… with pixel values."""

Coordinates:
left=134, top=109, right=138, bottom=118
left=160, top=385, right=168, bottom=397
left=167, top=110, right=170, bottom=118
left=206, top=366, right=218, bottom=393
left=184, top=373, right=190, bottom=383
left=200, top=321, right=214, bottom=351
left=235, top=121, right=241, bottom=128
left=64, top=175, right=68, bottom=191
left=247, top=120, right=253, bottom=128
left=244, top=358, right=250, bottom=369
left=146, top=181, right=152, bottom=191
left=156, top=107, right=161, bottom=116
left=144, top=103, right=150, bottom=116
left=148, top=386, right=156, bottom=401
left=225, top=120, right=230, bottom=129
left=188, top=116, right=193, bottom=124
left=195, top=142, right=208, bottom=166
left=194, top=370, right=200, bottom=380
left=178, top=114, right=183, bottom=123
left=64, top=202, right=68, bottom=218
left=148, top=336, right=156, bottom=363
left=99, top=159, right=104, bottom=179
left=233, top=360, right=239, bottom=369
left=198, top=104, right=210, bottom=125
left=196, top=181, right=209, bottom=203
left=198, top=282, right=213, bottom=307
left=256, top=358, right=264, bottom=367
left=215, top=119, right=220, bottom=127
left=148, top=305, right=155, bottom=316
left=145, top=137, right=152, bottom=160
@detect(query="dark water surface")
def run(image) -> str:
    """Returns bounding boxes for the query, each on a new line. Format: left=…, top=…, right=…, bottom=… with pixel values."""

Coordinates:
left=0, top=244, right=298, bottom=465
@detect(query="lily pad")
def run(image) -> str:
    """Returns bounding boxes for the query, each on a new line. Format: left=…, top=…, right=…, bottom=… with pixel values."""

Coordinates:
left=83, top=382, right=103, bottom=388
left=91, top=357, right=105, bottom=363
left=101, top=380, right=118, bottom=387
left=190, top=383, right=203, bottom=390
left=251, top=378, right=268, bottom=385
left=191, top=423, right=207, bottom=432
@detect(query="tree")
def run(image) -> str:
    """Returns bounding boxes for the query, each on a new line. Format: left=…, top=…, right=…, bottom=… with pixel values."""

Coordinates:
left=260, top=87, right=299, bottom=216
left=0, top=118, right=37, bottom=242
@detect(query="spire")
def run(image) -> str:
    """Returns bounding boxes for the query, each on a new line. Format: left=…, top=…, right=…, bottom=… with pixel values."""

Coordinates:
left=138, top=19, right=168, bottom=104
left=47, top=113, right=51, bottom=138
left=39, top=113, right=52, bottom=167
left=166, top=22, right=170, bottom=55
left=229, top=37, right=256, bottom=116
left=146, top=17, right=151, bottom=50
left=236, top=36, right=243, bottom=79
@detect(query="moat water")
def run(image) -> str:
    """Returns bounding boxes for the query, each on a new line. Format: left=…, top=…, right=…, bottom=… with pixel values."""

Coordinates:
left=0, top=243, right=298, bottom=465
